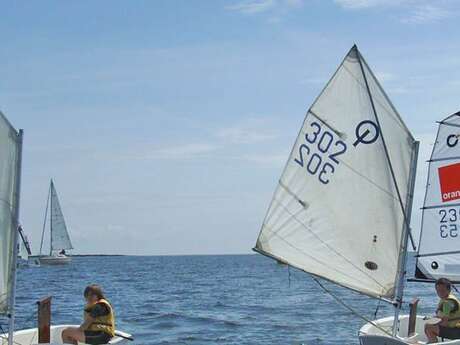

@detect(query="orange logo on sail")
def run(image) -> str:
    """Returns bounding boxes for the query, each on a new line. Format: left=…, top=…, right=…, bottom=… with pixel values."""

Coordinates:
left=439, top=162, right=460, bottom=202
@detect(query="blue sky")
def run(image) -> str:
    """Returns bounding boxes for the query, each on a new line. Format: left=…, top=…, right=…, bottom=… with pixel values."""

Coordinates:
left=1, top=0, right=460, bottom=255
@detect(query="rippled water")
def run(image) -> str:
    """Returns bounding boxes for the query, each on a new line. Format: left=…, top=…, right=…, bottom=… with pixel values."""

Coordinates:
left=0, top=255, right=441, bottom=345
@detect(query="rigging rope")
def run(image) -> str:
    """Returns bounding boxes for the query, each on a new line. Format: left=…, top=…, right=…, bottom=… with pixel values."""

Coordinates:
left=288, top=265, right=291, bottom=288
left=0, top=309, right=41, bottom=345
left=0, top=321, right=29, bottom=345
left=373, top=299, right=381, bottom=320
left=311, top=276, right=392, bottom=337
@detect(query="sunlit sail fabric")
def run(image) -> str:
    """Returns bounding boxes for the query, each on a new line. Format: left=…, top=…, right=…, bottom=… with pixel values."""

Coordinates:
left=0, top=113, right=21, bottom=314
left=255, top=46, right=418, bottom=299
left=50, top=181, right=73, bottom=252
left=416, top=113, right=460, bottom=281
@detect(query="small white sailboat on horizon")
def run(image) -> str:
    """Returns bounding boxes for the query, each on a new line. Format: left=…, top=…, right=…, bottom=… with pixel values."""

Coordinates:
left=254, top=45, right=460, bottom=344
left=37, top=180, right=73, bottom=265
left=16, top=225, right=37, bottom=267
left=0, top=112, right=132, bottom=345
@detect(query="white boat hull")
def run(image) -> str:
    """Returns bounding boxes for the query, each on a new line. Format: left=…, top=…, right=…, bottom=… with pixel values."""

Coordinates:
left=39, top=255, right=71, bottom=265
left=0, top=324, right=131, bottom=345
left=359, top=314, right=460, bottom=344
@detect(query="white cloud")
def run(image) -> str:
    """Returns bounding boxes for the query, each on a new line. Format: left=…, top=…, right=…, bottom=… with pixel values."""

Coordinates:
left=216, top=120, right=278, bottom=144
left=299, top=76, right=327, bottom=85
left=225, top=0, right=304, bottom=14
left=334, top=0, right=404, bottom=9
left=374, top=72, right=397, bottom=83
left=217, top=127, right=277, bottom=144
left=238, top=152, right=287, bottom=165
left=388, top=86, right=411, bottom=94
left=285, top=0, right=304, bottom=7
left=401, top=4, right=450, bottom=24
left=335, top=0, right=454, bottom=24
left=225, top=0, right=276, bottom=14
left=137, top=143, right=218, bottom=160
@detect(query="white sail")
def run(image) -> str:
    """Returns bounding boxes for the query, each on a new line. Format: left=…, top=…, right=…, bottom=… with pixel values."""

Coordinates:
left=19, top=242, right=27, bottom=260
left=0, top=113, right=22, bottom=314
left=255, top=46, right=418, bottom=299
left=415, top=112, right=460, bottom=281
left=50, top=181, right=73, bottom=252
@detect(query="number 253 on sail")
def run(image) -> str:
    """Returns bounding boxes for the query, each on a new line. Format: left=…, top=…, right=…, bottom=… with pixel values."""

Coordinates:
left=293, top=121, right=347, bottom=184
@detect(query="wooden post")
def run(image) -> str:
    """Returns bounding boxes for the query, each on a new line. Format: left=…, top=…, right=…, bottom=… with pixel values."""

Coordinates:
left=408, top=298, right=419, bottom=337
left=37, top=297, right=52, bottom=343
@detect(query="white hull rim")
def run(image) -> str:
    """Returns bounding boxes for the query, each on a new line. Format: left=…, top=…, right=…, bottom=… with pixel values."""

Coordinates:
left=0, top=324, right=131, bottom=345
left=38, top=256, right=72, bottom=265
left=359, top=315, right=460, bottom=344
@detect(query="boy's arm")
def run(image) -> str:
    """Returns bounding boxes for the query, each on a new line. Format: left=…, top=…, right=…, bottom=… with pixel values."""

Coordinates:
left=438, top=301, right=455, bottom=326
left=79, top=316, right=94, bottom=331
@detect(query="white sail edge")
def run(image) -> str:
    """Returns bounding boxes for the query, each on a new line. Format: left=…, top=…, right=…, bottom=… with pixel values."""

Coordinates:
left=0, top=112, right=22, bottom=318
left=415, top=112, right=460, bottom=282
left=0, top=110, right=23, bottom=345
left=255, top=45, right=417, bottom=300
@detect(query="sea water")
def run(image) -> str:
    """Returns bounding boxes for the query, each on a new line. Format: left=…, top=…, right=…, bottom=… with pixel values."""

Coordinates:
left=2, top=254, right=439, bottom=345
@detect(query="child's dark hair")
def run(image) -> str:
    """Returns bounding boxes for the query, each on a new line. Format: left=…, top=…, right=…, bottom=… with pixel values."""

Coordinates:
left=435, top=278, right=452, bottom=291
left=84, top=284, right=105, bottom=299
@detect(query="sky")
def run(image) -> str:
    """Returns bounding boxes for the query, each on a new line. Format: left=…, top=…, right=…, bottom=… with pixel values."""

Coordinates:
left=1, top=0, right=460, bottom=255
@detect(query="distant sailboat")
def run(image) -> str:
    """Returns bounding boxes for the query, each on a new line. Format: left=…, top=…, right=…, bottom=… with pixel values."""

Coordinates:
left=16, top=225, right=37, bottom=267
left=38, top=180, right=73, bottom=265
left=0, top=112, right=132, bottom=345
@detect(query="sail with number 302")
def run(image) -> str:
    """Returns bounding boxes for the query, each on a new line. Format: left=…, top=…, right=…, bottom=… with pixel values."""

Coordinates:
left=254, top=44, right=419, bottom=306
left=415, top=112, right=460, bottom=282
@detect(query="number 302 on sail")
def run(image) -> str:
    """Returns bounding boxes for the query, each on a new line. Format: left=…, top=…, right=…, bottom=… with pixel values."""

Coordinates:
left=293, top=119, right=347, bottom=184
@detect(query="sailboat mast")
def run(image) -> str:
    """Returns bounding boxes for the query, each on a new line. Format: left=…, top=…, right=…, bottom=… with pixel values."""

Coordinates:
left=391, top=141, right=419, bottom=335
left=355, top=48, right=419, bottom=335
left=8, top=129, right=23, bottom=345
left=356, top=48, right=416, bottom=250
left=39, top=183, right=51, bottom=256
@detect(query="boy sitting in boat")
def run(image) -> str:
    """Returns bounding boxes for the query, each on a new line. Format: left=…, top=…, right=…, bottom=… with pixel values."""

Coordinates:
left=425, top=278, right=460, bottom=343
left=62, top=284, right=115, bottom=345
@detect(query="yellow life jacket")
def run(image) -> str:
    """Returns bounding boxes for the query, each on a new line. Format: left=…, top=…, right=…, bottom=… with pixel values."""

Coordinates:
left=438, top=294, right=460, bottom=328
left=84, top=299, right=115, bottom=336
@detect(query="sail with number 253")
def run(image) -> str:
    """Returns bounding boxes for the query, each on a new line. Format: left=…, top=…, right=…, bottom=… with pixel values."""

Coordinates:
left=254, top=45, right=419, bottom=300
left=415, top=112, right=460, bottom=281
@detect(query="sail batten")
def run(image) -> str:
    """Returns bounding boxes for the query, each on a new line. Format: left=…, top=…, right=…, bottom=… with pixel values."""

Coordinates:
left=430, top=156, right=460, bottom=163
left=422, top=203, right=460, bottom=210
left=415, top=113, right=460, bottom=281
left=417, top=250, right=460, bottom=258
left=255, top=46, right=418, bottom=299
